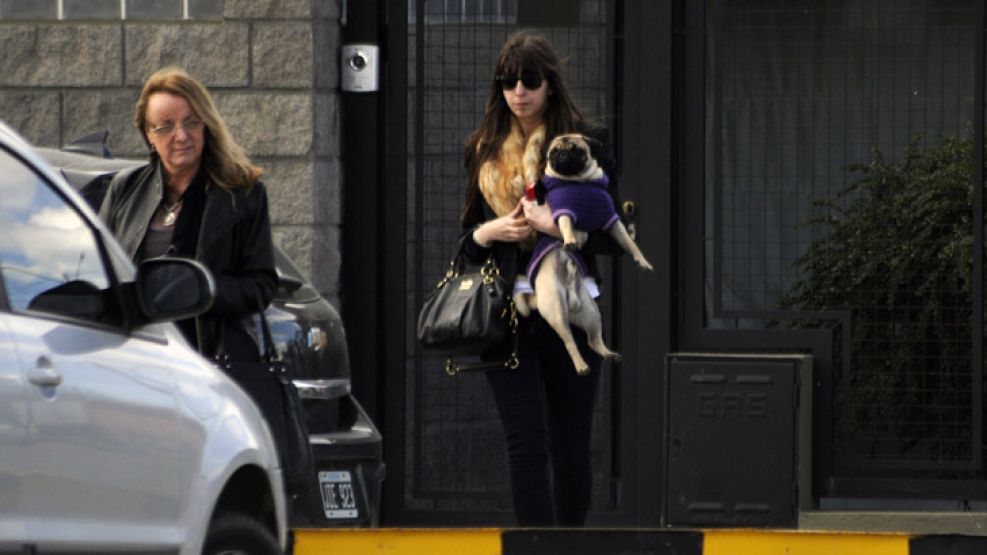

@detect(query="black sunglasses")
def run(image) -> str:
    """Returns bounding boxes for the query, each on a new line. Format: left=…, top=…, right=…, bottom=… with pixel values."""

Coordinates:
left=497, top=72, right=544, bottom=91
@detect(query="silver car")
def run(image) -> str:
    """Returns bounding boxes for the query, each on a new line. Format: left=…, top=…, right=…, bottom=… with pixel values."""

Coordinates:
left=0, top=122, right=287, bottom=553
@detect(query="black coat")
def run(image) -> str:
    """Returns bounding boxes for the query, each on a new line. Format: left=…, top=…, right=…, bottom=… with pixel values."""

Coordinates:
left=99, top=162, right=277, bottom=361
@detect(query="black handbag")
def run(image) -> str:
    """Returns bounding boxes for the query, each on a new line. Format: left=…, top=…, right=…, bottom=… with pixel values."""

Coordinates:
left=215, top=303, right=313, bottom=493
left=416, top=249, right=519, bottom=375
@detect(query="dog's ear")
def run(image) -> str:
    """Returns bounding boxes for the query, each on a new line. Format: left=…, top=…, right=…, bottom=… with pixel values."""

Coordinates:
left=583, top=134, right=604, bottom=159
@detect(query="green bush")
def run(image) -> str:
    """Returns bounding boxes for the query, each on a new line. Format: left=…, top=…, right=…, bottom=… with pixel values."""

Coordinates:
left=780, top=135, right=975, bottom=461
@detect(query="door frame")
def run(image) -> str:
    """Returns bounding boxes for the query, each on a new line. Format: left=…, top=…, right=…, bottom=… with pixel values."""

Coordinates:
left=342, top=0, right=679, bottom=525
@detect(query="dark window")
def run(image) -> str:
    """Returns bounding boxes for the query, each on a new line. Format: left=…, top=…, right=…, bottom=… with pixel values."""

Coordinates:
left=189, top=0, right=223, bottom=19
left=518, top=0, right=579, bottom=27
left=64, top=0, right=119, bottom=19
left=126, top=0, right=182, bottom=19
left=412, top=0, right=517, bottom=24
left=1, top=0, right=57, bottom=19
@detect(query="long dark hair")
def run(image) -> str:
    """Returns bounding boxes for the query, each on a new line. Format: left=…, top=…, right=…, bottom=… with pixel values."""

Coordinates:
left=461, top=30, right=585, bottom=227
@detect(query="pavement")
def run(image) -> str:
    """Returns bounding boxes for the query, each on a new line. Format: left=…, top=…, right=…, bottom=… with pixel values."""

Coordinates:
left=293, top=525, right=987, bottom=555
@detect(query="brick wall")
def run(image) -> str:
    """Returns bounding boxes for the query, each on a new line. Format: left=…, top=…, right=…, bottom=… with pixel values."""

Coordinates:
left=0, top=0, right=343, bottom=306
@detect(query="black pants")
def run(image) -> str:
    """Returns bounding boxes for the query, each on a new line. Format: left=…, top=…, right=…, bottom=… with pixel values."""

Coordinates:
left=485, top=315, right=602, bottom=527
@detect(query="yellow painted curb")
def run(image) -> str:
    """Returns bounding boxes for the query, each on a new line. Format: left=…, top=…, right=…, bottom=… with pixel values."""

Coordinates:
left=294, top=528, right=503, bottom=555
left=703, top=530, right=911, bottom=555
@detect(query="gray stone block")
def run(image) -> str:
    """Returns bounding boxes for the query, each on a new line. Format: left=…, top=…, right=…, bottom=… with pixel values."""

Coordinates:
left=252, top=22, right=313, bottom=88
left=273, top=224, right=340, bottom=297
left=2, top=0, right=57, bottom=19
left=126, top=0, right=182, bottom=19
left=125, top=23, right=248, bottom=87
left=312, top=0, right=340, bottom=20
left=62, top=90, right=147, bottom=158
left=313, top=21, right=338, bottom=89
left=0, top=25, right=122, bottom=86
left=262, top=158, right=341, bottom=226
left=312, top=93, right=338, bottom=157
left=0, top=92, right=60, bottom=147
left=215, top=93, right=312, bottom=156
left=262, top=159, right=312, bottom=225
left=64, top=0, right=121, bottom=19
left=314, top=158, right=341, bottom=225
left=225, top=0, right=310, bottom=19
left=189, top=0, right=224, bottom=19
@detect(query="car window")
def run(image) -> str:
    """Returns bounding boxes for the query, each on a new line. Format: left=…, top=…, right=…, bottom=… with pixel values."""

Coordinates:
left=0, top=147, right=115, bottom=325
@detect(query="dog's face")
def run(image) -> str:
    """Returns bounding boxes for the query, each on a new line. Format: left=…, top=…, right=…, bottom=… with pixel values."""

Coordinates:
left=545, top=133, right=602, bottom=181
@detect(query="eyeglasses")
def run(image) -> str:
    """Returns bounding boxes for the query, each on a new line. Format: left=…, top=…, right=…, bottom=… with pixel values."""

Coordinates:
left=148, top=117, right=205, bottom=137
left=497, top=72, right=544, bottom=91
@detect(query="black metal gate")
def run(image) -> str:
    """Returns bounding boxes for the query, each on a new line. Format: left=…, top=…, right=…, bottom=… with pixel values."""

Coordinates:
left=347, top=0, right=987, bottom=526
left=682, top=0, right=987, bottom=504
left=343, top=0, right=672, bottom=527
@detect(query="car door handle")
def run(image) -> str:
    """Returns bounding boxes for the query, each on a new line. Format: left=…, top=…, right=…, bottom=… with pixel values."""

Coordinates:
left=28, top=358, right=62, bottom=387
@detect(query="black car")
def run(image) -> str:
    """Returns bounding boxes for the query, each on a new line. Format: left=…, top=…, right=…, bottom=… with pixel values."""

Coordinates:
left=38, top=132, right=384, bottom=529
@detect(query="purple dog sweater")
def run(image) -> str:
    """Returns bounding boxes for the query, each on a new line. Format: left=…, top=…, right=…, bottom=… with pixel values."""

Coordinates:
left=527, top=234, right=589, bottom=284
left=542, top=174, right=620, bottom=232
left=525, top=174, right=617, bottom=285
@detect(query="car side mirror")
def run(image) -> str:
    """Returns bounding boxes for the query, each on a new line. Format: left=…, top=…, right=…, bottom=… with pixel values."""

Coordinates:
left=134, top=258, right=215, bottom=323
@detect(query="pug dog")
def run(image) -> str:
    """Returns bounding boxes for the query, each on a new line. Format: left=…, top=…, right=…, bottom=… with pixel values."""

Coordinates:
left=515, top=133, right=653, bottom=374
left=542, top=133, right=653, bottom=269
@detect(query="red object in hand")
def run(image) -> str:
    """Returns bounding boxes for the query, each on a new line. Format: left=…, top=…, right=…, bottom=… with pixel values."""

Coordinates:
left=524, top=181, right=537, bottom=201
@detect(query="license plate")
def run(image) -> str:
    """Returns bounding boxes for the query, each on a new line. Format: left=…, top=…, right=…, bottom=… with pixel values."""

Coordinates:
left=319, top=470, right=359, bottom=519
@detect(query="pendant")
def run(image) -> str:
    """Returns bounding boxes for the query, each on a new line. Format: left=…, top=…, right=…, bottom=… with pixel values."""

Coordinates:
left=163, top=211, right=177, bottom=226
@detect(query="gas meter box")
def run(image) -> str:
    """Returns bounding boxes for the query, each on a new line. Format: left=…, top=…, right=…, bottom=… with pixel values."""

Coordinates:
left=663, top=353, right=812, bottom=527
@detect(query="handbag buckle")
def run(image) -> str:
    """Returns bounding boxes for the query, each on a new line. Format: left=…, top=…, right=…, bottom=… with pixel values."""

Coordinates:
left=435, top=258, right=459, bottom=289
left=444, top=358, right=459, bottom=376
left=480, top=259, right=500, bottom=285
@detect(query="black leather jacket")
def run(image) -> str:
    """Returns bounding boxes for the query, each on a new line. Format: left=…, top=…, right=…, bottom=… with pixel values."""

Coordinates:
left=99, top=162, right=277, bottom=361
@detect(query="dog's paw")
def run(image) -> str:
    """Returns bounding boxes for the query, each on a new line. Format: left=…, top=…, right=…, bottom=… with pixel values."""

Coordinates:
left=563, top=241, right=579, bottom=252
left=636, top=257, right=654, bottom=272
left=513, top=292, right=534, bottom=317
left=573, top=230, right=589, bottom=248
left=608, top=352, right=623, bottom=363
left=575, top=364, right=590, bottom=375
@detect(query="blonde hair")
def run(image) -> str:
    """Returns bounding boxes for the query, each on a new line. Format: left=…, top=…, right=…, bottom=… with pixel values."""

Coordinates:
left=135, top=67, right=262, bottom=191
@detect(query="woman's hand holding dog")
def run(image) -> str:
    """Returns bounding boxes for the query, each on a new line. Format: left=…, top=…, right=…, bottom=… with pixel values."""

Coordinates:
left=521, top=197, right=562, bottom=238
left=473, top=201, right=532, bottom=247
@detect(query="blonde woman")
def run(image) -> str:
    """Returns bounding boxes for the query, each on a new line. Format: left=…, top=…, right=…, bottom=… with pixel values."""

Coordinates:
left=99, top=67, right=277, bottom=363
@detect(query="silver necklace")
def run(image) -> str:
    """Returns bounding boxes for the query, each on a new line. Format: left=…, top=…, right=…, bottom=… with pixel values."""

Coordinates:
left=160, top=198, right=182, bottom=226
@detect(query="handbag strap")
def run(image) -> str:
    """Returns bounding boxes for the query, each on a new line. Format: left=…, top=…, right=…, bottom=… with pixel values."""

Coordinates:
left=255, top=302, right=280, bottom=363
left=213, top=289, right=283, bottom=372
left=435, top=249, right=500, bottom=289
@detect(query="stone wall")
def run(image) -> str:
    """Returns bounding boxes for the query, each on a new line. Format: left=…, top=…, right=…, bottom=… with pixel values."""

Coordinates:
left=0, top=0, right=343, bottom=306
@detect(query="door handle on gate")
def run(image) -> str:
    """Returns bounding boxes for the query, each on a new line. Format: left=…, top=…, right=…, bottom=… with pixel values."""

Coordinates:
left=28, top=358, right=62, bottom=387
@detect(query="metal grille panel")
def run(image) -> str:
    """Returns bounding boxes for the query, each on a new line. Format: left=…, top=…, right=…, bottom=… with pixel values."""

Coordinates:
left=705, top=0, right=983, bottom=477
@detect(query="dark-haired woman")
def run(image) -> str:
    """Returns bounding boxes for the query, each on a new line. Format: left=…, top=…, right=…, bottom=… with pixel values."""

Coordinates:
left=460, top=30, right=623, bottom=527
